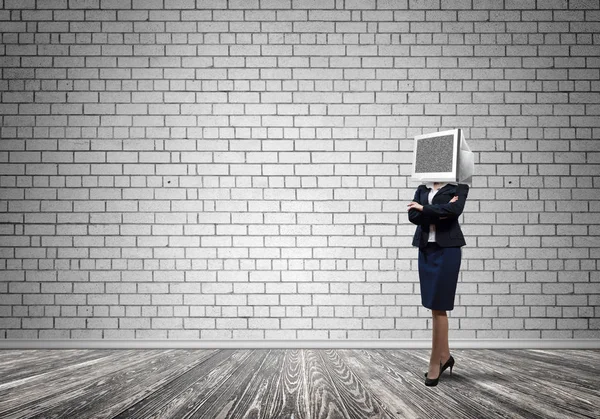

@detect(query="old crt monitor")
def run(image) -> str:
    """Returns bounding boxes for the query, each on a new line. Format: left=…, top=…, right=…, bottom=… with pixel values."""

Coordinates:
left=411, top=128, right=466, bottom=183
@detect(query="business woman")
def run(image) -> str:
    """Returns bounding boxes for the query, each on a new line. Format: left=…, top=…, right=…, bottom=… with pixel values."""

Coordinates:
left=407, top=181, right=469, bottom=387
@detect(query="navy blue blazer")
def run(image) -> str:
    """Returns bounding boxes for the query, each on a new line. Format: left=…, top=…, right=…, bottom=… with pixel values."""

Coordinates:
left=408, top=183, right=469, bottom=248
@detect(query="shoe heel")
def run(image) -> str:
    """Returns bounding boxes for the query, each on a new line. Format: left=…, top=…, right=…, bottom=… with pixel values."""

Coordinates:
left=449, top=365, right=453, bottom=376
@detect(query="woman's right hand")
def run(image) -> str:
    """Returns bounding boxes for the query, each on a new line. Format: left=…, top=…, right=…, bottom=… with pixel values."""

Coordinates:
left=439, top=196, right=459, bottom=219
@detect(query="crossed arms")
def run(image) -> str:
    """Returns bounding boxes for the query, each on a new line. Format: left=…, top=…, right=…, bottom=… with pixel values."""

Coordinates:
left=407, top=184, right=469, bottom=226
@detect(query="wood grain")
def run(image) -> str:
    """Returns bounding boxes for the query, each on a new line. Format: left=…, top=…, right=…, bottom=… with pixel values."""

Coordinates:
left=0, top=349, right=597, bottom=419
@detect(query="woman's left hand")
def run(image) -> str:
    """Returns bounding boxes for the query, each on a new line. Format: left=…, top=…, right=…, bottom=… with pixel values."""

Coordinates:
left=407, top=201, right=423, bottom=212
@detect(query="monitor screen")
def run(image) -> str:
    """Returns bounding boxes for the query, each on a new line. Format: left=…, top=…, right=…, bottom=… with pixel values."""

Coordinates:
left=411, top=129, right=460, bottom=182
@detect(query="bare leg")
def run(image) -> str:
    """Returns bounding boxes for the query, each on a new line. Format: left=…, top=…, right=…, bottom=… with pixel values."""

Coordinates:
left=429, top=309, right=450, bottom=377
left=436, top=310, right=450, bottom=363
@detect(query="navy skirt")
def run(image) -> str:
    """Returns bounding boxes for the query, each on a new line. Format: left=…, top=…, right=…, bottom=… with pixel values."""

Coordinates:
left=418, top=242, right=462, bottom=311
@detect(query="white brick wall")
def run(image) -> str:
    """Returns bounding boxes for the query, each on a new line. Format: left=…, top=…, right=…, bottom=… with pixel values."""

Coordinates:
left=0, top=0, right=599, bottom=341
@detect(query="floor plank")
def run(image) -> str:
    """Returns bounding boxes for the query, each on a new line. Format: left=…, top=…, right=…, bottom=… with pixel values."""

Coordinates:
left=317, top=349, right=394, bottom=418
left=265, top=349, right=310, bottom=418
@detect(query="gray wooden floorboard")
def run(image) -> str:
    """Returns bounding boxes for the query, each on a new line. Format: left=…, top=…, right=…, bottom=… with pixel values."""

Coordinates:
left=0, top=349, right=598, bottom=419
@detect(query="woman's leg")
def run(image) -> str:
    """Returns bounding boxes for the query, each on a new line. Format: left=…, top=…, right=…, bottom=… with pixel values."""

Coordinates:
left=434, top=310, right=450, bottom=363
left=429, top=309, right=450, bottom=377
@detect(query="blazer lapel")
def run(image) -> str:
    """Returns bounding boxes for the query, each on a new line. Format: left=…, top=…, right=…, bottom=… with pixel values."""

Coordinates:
left=420, top=186, right=429, bottom=205
left=431, top=184, right=457, bottom=204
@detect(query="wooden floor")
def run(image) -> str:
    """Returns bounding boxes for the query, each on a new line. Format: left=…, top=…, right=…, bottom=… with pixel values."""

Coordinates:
left=0, top=348, right=598, bottom=419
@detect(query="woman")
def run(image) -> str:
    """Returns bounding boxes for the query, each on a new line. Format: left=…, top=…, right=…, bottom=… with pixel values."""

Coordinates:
left=407, top=181, right=469, bottom=387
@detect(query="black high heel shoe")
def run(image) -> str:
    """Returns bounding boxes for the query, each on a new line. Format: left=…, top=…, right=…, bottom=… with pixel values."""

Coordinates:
left=424, top=355, right=454, bottom=378
left=425, top=361, right=442, bottom=386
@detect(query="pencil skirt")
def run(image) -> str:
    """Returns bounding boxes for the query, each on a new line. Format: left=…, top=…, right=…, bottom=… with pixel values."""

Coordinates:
left=418, top=242, right=462, bottom=311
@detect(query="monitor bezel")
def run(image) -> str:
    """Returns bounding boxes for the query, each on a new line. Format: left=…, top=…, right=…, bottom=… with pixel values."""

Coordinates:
left=411, top=128, right=460, bottom=182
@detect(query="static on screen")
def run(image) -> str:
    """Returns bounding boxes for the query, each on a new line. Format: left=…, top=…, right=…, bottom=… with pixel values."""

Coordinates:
left=414, top=134, right=455, bottom=174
